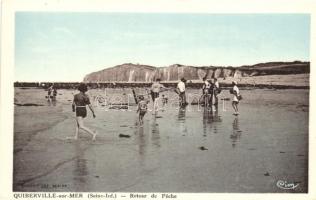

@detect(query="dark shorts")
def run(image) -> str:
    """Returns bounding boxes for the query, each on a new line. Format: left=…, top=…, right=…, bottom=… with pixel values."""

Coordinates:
left=76, top=107, right=87, bottom=118
left=151, top=92, right=159, bottom=101
left=139, top=110, right=147, bottom=116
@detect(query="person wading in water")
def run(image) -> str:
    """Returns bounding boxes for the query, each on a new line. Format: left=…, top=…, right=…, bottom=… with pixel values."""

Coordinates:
left=201, top=77, right=211, bottom=108
left=177, top=77, right=187, bottom=108
left=230, top=81, right=241, bottom=115
left=213, top=78, right=220, bottom=106
left=150, top=78, right=167, bottom=115
left=69, top=83, right=97, bottom=140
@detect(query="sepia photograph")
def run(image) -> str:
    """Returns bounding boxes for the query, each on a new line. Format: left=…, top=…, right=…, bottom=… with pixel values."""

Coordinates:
left=1, top=1, right=315, bottom=199
left=12, top=12, right=310, bottom=193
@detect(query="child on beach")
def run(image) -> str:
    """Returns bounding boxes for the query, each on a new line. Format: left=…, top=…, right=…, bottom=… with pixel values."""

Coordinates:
left=69, top=83, right=97, bottom=140
left=137, top=95, right=148, bottom=125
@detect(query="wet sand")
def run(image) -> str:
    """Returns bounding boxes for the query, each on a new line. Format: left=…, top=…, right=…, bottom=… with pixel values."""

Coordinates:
left=13, top=87, right=308, bottom=192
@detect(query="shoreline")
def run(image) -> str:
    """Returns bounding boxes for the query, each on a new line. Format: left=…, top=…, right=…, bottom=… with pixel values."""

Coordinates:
left=14, top=73, right=309, bottom=89
left=13, top=84, right=309, bottom=90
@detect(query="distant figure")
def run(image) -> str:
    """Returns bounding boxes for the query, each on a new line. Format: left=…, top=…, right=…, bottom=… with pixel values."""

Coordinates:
left=136, top=95, right=148, bottom=126
left=52, top=86, right=58, bottom=101
left=201, top=77, right=211, bottom=108
left=145, top=88, right=152, bottom=104
left=213, top=78, right=221, bottom=106
left=209, top=79, right=215, bottom=106
left=47, top=84, right=54, bottom=101
left=231, top=117, right=242, bottom=148
left=230, top=81, right=240, bottom=115
left=162, top=94, right=168, bottom=107
left=69, top=83, right=97, bottom=140
left=177, top=78, right=187, bottom=107
left=150, top=78, right=167, bottom=114
left=178, top=106, right=187, bottom=134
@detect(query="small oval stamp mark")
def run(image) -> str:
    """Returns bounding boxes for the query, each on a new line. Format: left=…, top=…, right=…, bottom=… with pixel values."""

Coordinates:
left=276, top=180, right=299, bottom=190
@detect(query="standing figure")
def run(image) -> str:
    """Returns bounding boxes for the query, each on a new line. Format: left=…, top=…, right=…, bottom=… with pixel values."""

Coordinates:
left=52, top=85, right=58, bottom=101
left=202, top=77, right=211, bottom=108
left=70, top=83, right=97, bottom=140
left=136, top=95, right=148, bottom=126
left=47, top=84, right=54, bottom=102
left=213, top=78, right=221, bottom=107
left=208, top=79, right=215, bottom=107
left=161, top=94, right=168, bottom=111
left=177, top=78, right=187, bottom=107
left=150, top=78, right=166, bottom=114
left=230, top=81, right=240, bottom=115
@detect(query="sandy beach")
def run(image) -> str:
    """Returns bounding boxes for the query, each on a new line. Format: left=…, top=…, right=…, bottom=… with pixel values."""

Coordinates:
left=13, top=87, right=308, bottom=192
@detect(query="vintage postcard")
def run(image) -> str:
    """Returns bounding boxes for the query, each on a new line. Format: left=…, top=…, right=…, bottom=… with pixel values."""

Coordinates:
left=1, top=0, right=315, bottom=199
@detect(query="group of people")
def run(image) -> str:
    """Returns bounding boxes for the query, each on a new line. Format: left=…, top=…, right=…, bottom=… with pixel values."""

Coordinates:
left=201, top=77, right=221, bottom=108
left=70, top=79, right=241, bottom=140
left=134, top=77, right=241, bottom=126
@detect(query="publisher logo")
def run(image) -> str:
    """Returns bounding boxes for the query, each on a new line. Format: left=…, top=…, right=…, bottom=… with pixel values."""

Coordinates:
left=276, top=180, right=299, bottom=190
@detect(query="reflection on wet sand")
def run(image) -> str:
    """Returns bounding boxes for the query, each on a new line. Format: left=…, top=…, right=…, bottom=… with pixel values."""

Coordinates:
left=230, top=117, right=242, bottom=148
left=136, top=126, right=146, bottom=155
left=212, top=108, right=222, bottom=134
left=134, top=116, right=161, bottom=166
left=48, top=99, right=57, bottom=107
left=202, top=107, right=222, bottom=136
left=151, top=117, right=160, bottom=148
left=72, top=142, right=89, bottom=191
left=135, top=126, right=146, bottom=167
left=178, top=108, right=188, bottom=135
left=13, top=88, right=309, bottom=192
left=202, top=108, right=211, bottom=137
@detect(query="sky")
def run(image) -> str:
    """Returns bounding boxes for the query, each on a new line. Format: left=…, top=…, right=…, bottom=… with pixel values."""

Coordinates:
left=15, top=13, right=310, bottom=82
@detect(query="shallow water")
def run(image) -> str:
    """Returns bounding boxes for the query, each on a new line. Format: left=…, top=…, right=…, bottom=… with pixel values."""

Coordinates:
left=13, top=88, right=309, bottom=192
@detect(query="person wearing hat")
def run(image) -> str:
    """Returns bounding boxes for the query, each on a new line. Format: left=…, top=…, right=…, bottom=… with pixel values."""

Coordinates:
left=177, top=78, right=187, bottom=107
left=231, top=81, right=240, bottom=115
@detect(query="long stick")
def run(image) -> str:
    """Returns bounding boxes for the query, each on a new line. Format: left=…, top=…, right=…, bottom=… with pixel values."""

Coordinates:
left=132, top=88, right=138, bottom=104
